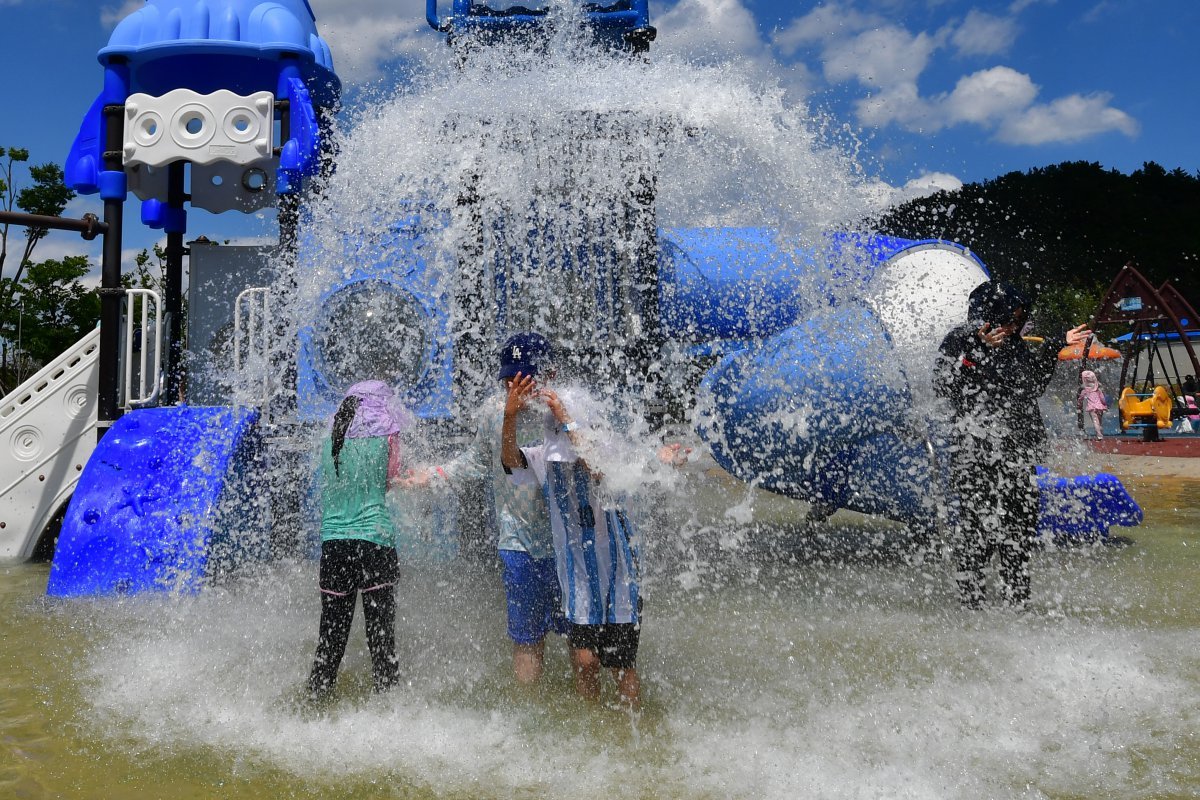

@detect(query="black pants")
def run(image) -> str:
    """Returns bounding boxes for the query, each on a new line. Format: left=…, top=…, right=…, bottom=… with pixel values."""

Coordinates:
left=950, top=440, right=1039, bottom=607
left=308, top=539, right=400, bottom=697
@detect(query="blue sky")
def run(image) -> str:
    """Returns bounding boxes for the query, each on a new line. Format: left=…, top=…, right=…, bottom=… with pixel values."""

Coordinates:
left=0, top=0, right=1195, bottom=269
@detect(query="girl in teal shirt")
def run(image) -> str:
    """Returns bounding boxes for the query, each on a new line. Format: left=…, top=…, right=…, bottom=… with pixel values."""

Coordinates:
left=308, top=380, right=409, bottom=699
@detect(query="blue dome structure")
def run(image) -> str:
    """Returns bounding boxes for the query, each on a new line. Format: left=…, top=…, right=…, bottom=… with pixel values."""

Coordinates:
left=66, top=0, right=340, bottom=199
left=98, top=0, right=338, bottom=102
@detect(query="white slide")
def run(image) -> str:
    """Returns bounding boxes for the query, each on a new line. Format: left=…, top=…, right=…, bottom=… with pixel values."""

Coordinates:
left=0, top=329, right=99, bottom=560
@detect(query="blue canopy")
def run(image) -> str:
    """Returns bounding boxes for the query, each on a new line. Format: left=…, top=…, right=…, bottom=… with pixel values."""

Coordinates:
left=1111, top=329, right=1200, bottom=343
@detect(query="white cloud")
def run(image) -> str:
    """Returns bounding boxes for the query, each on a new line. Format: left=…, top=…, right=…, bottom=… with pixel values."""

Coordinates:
left=654, top=0, right=764, bottom=61
left=6, top=237, right=99, bottom=287
left=861, top=170, right=964, bottom=211
left=941, top=66, right=1038, bottom=125
left=307, top=0, right=441, bottom=83
left=997, top=91, right=1140, bottom=145
left=902, top=171, right=963, bottom=195
left=653, top=0, right=816, bottom=101
left=950, top=10, right=1018, bottom=57
left=767, top=1, right=1137, bottom=147
left=100, top=0, right=142, bottom=28
left=854, top=82, right=932, bottom=130
left=1082, top=1, right=1118, bottom=24
left=824, top=24, right=941, bottom=91
left=316, top=16, right=427, bottom=83
left=1008, top=0, right=1051, bottom=13
left=771, top=2, right=883, bottom=56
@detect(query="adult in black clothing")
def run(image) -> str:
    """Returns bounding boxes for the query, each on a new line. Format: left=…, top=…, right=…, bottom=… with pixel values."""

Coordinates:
left=933, top=281, right=1091, bottom=607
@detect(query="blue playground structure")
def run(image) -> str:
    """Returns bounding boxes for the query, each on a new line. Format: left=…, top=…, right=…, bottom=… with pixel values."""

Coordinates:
left=27, top=0, right=1142, bottom=597
left=47, top=407, right=268, bottom=596
left=427, top=0, right=656, bottom=52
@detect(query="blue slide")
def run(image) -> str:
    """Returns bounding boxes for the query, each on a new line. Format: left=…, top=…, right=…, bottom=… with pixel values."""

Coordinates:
left=47, top=406, right=270, bottom=597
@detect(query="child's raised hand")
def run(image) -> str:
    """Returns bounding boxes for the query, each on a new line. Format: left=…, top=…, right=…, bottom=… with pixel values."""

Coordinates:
left=395, top=467, right=431, bottom=489
left=538, top=386, right=566, bottom=418
left=1065, top=324, right=1093, bottom=346
left=504, top=372, right=538, bottom=416
left=657, top=442, right=693, bottom=467
left=977, top=323, right=1009, bottom=348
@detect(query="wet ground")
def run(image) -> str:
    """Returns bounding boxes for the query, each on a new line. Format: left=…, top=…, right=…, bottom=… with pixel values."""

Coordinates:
left=1, top=454, right=1197, bottom=799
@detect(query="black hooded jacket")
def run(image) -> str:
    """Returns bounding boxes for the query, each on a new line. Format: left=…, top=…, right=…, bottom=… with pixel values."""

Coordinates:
left=933, top=282, right=1066, bottom=462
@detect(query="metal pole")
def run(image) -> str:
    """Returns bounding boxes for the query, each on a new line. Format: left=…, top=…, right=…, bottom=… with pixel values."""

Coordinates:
left=15, top=299, right=23, bottom=385
left=97, top=100, right=126, bottom=440
left=163, top=161, right=186, bottom=404
left=0, top=210, right=107, bottom=238
left=1077, top=335, right=1092, bottom=435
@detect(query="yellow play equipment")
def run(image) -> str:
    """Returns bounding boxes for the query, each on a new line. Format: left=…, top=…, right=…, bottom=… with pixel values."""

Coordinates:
left=1119, top=386, right=1173, bottom=431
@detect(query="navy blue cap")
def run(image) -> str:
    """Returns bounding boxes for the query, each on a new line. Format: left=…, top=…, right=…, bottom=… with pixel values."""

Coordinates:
left=968, top=281, right=1032, bottom=326
left=498, top=332, right=554, bottom=380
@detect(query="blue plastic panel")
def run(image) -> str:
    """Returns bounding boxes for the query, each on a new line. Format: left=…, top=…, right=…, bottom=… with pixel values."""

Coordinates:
left=295, top=217, right=454, bottom=423
left=67, top=1, right=340, bottom=195
left=694, top=302, right=1142, bottom=539
left=47, top=406, right=269, bottom=597
left=1036, top=468, right=1143, bottom=541
left=429, top=0, right=650, bottom=37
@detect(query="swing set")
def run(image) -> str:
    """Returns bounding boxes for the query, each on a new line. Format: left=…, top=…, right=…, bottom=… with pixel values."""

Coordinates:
left=1088, top=264, right=1200, bottom=441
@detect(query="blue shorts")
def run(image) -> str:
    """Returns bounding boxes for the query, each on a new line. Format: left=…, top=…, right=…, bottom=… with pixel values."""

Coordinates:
left=499, top=550, right=567, bottom=646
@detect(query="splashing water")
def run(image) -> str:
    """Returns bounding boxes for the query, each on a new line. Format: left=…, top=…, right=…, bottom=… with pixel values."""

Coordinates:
left=13, top=10, right=1198, bottom=800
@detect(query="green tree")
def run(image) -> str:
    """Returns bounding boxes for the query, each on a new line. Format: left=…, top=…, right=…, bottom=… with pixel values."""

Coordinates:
left=0, top=147, right=78, bottom=388
left=1031, top=281, right=1108, bottom=335
left=8, top=255, right=100, bottom=368
left=121, top=243, right=169, bottom=293
left=876, top=160, right=1200, bottom=310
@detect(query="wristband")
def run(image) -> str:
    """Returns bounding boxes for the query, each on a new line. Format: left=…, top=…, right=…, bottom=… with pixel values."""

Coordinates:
left=560, top=420, right=578, bottom=433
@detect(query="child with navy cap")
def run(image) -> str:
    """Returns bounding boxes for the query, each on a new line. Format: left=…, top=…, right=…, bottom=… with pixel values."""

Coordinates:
left=407, top=332, right=567, bottom=686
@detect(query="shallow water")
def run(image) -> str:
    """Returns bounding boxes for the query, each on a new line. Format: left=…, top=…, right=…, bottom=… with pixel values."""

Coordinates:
left=2, top=470, right=1197, bottom=800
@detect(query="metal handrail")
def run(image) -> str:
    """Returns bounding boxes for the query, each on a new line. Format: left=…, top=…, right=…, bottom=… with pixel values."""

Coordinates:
left=234, top=287, right=271, bottom=410
left=123, top=289, right=162, bottom=409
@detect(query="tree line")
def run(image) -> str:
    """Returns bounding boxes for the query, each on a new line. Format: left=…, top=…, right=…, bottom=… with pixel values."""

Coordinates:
left=875, top=160, right=1200, bottom=333
left=0, top=147, right=166, bottom=395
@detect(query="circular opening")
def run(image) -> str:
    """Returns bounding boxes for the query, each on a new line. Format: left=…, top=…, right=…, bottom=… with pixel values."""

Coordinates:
left=242, top=168, right=268, bottom=192
left=132, top=112, right=164, bottom=147
left=313, top=281, right=428, bottom=393
left=223, top=107, right=261, bottom=143
left=171, top=106, right=215, bottom=148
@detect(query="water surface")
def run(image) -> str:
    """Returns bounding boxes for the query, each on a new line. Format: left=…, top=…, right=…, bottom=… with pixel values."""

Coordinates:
left=2, top=471, right=1197, bottom=799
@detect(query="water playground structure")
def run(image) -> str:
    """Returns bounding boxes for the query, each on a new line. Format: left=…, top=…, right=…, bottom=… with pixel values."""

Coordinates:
left=1089, top=264, right=1200, bottom=439
left=0, top=0, right=1142, bottom=597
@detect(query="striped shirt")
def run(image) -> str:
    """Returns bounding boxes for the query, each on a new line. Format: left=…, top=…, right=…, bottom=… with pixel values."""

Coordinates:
left=510, top=441, right=641, bottom=626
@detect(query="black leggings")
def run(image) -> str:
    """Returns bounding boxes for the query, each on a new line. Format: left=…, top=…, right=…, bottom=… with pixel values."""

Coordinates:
left=308, top=539, right=400, bottom=696
left=951, top=447, right=1039, bottom=607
